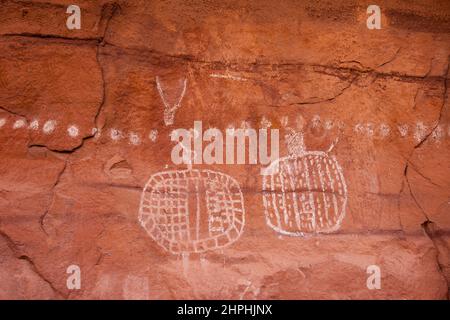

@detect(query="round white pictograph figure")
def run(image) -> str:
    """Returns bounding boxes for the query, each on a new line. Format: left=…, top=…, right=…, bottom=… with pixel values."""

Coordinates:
left=138, top=169, right=245, bottom=254
left=262, top=131, right=348, bottom=236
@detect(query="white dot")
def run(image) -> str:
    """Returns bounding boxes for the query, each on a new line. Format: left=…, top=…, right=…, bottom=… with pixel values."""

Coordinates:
left=431, top=125, right=444, bottom=141
left=43, top=120, right=57, bottom=134
left=379, top=123, right=390, bottom=137
left=149, top=129, right=158, bottom=142
left=110, top=128, right=122, bottom=141
left=280, top=116, right=289, bottom=127
left=13, top=119, right=26, bottom=129
left=129, top=132, right=141, bottom=145
left=67, top=125, right=79, bottom=138
left=311, top=115, right=321, bottom=128
left=29, top=119, right=39, bottom=130
left=93, top=128, right=102, bottom=139
left=0, top=118, right=6, bottom=128
left=260, top=116, right=272, bottom=129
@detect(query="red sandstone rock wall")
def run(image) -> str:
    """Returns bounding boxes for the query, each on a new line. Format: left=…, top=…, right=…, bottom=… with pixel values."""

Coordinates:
left=0, top=0, right=449, bottom=299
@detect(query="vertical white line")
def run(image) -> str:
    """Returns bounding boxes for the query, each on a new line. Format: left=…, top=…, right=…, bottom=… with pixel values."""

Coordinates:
left=195, top=176, right=200, bottom=241
left=181, top=171, right=191, bottom=243
left=166, top=181, right=175, bottom=242
left=270, top=173, right=282, bottom=230
left=174, top=176, right=181, bottom=242
left=302, top=156, right=316, bottom=231
left=333, top=156, right=348, bottom=228
left=223, top=177, right=233, bottom=230
left=324, top=159, right=339, bottom=225
left=285, top=159, right=301, bottom=231
left=278, top=160, right=289, bottom=224
left=316, top=160, right=330, bottom=226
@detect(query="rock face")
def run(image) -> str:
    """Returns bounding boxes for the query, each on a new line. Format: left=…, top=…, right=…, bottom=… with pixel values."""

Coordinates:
left=0, top=0, right=449, bottom=299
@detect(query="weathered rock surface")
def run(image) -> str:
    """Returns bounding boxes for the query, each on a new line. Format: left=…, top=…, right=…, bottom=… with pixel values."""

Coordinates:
left=0, top=0, right=449, bottom=299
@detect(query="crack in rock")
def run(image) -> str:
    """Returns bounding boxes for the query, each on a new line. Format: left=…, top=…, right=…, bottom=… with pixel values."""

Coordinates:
left=13, top=3, right=121, bottom=154
left=401, top=57, right=449, bottom=224
left=414, top=59, right=449, bottom=150
left=403, top=163, right=430, bottom=221
left=421, top=221, right=450, bottom=299
left=377, top=47, right=402, bottom=68
left=39, top=158, right=68, bottom=236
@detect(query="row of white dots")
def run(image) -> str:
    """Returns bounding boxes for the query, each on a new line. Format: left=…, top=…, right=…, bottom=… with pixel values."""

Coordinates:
left=109, top=128, right=159, bottom=145
left=0, top=118, right=160, bottom=145
left=353, top=122, right=450, bottom=142
left=239, top=117, right=450, bottom=143
left=3, top=118, right=60, bottom=134
left=1, top=116, right=449, bottom=145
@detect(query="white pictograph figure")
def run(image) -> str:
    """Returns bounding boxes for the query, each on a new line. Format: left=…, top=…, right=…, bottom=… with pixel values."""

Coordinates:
left=139, top=169, right=245, bottom=254
left=262, top=127, right=347, bottom=236
left=156, top=76, right=188, bottom=126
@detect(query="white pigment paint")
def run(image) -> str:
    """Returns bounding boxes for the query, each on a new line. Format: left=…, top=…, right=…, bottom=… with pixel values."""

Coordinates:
left=295, top=115, right=306, bottom=131
left=138, top=169, right=245, bottom=254
left=354, top=123, right=365, bottom=134
left=110, top=128, right=123, bottom=141
left=379, top=123, right=390, bottom=138
left=93, top=128, right=102, bottom=139
left=156, top=76, right=188, bottom=126
left=324, top=120, right=334, bottom=130
left=43, top=120, right=57, bottom=134
left=262, top=131, right=348, bottom=236
left=280, top=116, right=289, bottom=127
left=29, top=120, right=39, bottom=130
left=365, top=123, right=374, bottom=137
left=0, top=118, right=6, bottom=128
left=209, top=73, right=247, bottom=81
left=260, top=116, right=272, bottom=129
left=285, top=129, right=306, bottom=156
left=311, top=115, right=321, bottom=128
left=67, top=125, right=79, bottom=138
left=431, top=125, right=444, bottom=141
left=129, top=132, right=141, bottom=146
left=239, top=280, right=252, bottom=300
left=397, top=124, right=409, bottom=137
left=13, top=119, right=26, bottom=129
left=149, top=130, right=158, bottom=142
left=414, top=122, right=428, bottom=143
